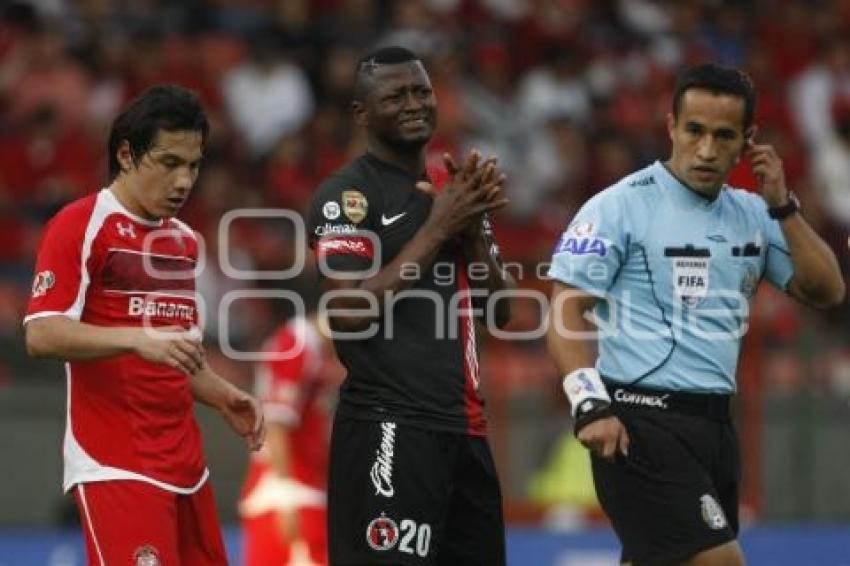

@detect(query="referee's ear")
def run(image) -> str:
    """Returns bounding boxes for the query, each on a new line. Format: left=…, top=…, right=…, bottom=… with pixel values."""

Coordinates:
left=665, top=112, right=676, bottom=141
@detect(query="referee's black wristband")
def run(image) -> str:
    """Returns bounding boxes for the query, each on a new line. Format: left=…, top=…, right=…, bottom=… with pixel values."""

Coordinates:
left=573, top=399, right=614, bottom=435
left=767, top=192, right=800, bottom=220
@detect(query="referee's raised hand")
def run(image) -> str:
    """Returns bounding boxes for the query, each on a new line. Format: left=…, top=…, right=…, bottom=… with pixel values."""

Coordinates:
left=746, top=139, right=788, bottom=206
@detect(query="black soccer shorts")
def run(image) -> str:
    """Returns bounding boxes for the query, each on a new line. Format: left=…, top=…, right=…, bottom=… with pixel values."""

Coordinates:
left=327, top=415, right=506, bottom=566
left=591, top=386, right=740, bottom=566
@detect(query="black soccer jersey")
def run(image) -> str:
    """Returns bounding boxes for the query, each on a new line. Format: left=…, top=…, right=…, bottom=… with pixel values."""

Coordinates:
left=307, top=153, right=486, bottom=436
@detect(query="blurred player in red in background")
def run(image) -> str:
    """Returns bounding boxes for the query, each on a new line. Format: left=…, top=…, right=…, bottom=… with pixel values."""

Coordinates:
left=239, top=313, right=344, bottom=566
left=24, top=85, right=265, bottom=565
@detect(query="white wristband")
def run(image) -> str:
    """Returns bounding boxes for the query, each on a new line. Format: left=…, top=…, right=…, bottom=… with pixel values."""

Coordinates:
left=562, top=368, right=611, bottom=418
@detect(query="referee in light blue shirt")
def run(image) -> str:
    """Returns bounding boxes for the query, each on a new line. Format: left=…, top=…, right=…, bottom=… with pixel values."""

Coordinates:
left=546, top=63, right=845, bottom=566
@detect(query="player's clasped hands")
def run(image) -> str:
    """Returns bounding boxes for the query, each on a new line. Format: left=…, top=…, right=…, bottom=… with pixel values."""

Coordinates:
left=132, top=325, right=205, bottom=375
left=417, top=149, right=509, bottom=239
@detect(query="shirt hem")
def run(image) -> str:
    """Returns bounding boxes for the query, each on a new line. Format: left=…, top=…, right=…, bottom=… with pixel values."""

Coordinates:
left=63, top=466, right=210, bottom=495
left=335, top=404, right=487, bottom=437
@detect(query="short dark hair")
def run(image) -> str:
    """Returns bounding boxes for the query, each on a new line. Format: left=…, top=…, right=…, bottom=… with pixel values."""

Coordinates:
left=107, top=85, right=209, bottom=181
left=672, top=63, right=756, bottom=130
left=353, top=46, right=420, bottom=102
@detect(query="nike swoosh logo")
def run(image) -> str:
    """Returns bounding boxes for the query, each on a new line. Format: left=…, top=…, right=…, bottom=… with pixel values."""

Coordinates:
left=706, top=234, right=727, bottom=242
left=381, top=212, right=407, bottom=226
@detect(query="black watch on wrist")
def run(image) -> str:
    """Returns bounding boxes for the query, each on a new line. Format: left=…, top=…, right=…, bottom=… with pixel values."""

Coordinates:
left=768, top=191, right=800, bottom=220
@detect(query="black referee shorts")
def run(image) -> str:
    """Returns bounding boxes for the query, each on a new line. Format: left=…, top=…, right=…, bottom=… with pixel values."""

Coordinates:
left=328, top=415, right=506, bottom=566
left=592, top=383, right=740, bottom=566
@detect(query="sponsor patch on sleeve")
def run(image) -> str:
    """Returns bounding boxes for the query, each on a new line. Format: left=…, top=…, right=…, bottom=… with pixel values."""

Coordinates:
left=316, top=235, right=375, bottom=260
left=554, top=233, right=610, bottom=257
left=569, top=221, right=596, bottom=237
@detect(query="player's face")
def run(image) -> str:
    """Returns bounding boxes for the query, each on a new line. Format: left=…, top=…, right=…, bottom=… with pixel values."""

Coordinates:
left=122, top=129, right=203, bottom=220
left=363, top=61, right=437, bottom=149
left=666, top=88, right=749, bottom=196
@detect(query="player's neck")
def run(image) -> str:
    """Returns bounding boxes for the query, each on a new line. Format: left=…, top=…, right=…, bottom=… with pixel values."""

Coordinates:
left=109, top=179, right=158, bottom=221
left=367, top=142, right=425, bottom=176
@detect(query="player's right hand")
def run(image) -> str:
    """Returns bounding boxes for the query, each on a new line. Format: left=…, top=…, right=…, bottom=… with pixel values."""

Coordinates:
left=131, top=325, right=204, bottom=375
left=577, top=415, right=630, bottom=461
left=418, top=150, right=509, bottom=239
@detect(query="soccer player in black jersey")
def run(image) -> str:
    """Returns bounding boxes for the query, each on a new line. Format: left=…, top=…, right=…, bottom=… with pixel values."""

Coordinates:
left=306, top=46, right=513, bottom=565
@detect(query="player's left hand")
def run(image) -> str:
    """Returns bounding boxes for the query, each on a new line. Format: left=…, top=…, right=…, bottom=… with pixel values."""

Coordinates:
left=747, top=140, right=788, bottom=207
left=220, top=387, right=265, bottom=451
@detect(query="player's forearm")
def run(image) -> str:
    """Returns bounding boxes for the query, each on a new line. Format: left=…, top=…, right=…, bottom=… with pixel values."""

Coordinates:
left=326, top=226, right=448, bottom=331
left=546, top=284, right=599, bottom=375
left=25, top=316, right=139, bottom=360
left=461, top=228, right=513, bottom=292
left=461, top=231, right=514, bottom=328
left=190, top=365, right=236, bottom=410
left=368, top=225, right=447, bottom=294
left=781, top=215, right=846, bottom=307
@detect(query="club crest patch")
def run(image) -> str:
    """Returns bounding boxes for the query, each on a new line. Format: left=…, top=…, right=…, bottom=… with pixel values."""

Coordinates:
left=31, top=270, right=55, bottom=298
left=700, top=494, right=727, bottom=530
left=133, top=544, right=161, bottom=566
left=366, top=513, right=399, bottom=551
left=342, top=189, right=368, bottom=224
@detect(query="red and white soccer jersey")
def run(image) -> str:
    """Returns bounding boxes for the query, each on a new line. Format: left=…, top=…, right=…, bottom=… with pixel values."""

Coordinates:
left=239, top=317, right=341, bottom=565
left=25, top=188, right=207, bottom=494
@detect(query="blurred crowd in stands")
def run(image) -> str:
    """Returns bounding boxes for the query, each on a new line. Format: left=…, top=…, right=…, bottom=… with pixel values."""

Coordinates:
left=1, top=0, right=850, bottom=506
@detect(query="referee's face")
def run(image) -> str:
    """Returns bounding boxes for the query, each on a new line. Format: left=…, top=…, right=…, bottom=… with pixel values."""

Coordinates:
left=666, top=88, right=748, bottom=197
left=359, top=61, right=437, bottom=150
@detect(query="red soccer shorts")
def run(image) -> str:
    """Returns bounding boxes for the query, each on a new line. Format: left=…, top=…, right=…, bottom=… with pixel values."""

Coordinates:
left=242, top=507, right=327, bottom=566
left=73, top=480, right=228, bottom=565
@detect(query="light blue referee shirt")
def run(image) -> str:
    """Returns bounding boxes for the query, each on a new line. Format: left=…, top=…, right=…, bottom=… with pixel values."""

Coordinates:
left=548, top=161, right=795, bottom=393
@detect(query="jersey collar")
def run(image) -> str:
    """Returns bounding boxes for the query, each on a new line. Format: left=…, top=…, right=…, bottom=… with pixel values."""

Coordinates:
left=102, top=187, right=164, bottom=227
left=651, top=160, right=723, bottom=210
left=364, top=152, right=426, bottom=182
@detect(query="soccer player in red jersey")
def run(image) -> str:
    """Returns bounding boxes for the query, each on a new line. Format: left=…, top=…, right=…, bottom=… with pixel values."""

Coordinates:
left=24, top=85, right=265, bottom=566
left=239, top=314, right=343, bottom=566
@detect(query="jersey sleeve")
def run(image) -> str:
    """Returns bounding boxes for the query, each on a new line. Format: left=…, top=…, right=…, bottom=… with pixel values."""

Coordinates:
left=547, top=188, right=628, bottom=297
left=307, top=174, right=381, bottom=275
left=254, top=332, right=308, bottom=426
left=761, top=212, right=794, bottom=291
left=24, top=202, right=93, bottom=323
